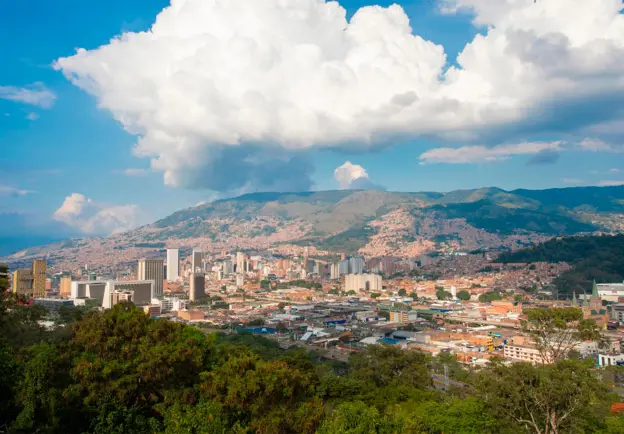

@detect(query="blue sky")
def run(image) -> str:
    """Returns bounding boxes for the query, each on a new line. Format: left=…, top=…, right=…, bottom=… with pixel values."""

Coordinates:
left=1, top=0, right=623, bottom=240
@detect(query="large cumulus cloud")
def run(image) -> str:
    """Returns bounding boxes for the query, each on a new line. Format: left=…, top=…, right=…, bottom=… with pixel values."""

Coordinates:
left=55, top=0, right=624, bottom=192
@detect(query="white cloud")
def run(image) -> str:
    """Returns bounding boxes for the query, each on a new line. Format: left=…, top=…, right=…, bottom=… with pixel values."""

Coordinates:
left=562, top=178, right=585, bottom=185
left=598, top=180, right=624, bottom=187
left=334, top=161, right=369, bottom=189
left=577, top=138, right=616, bottom=152
left=54, top=0, right=624, bottom=191
left=26, top=112, right=39, bottom=121
left=0, top=82, right=56, bottom=108
left=114, top=168, right=149, bottom=176
left=609, top=168, right=623, bottom=174
left=0, top=186, right=36, bottom=197
left=419, top=141, right=562, bottom=164
left=53, top=193, right=140, bottom=235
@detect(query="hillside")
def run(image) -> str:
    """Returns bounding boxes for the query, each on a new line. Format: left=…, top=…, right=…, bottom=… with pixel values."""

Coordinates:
left=4, top=185, right=624, bottom=271
left=498, top=234, right=624, bottom=294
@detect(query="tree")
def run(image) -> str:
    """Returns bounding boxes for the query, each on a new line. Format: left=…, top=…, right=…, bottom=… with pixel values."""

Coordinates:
left=436, top=289, right=452, bottom=300
left=409, top=292, right=418, bottom=300
left=0, top=264, right=9, bottom=292
left=478, top=292, right=501, bottom=303
left=398, top=288, right=407, bottom=297
left=474, top=359, right=614, bottom=434
left=317, top=401, right=388, bottom=434
left=370, top=292, right=381, bottom=299
left=522, top=307, right=601, bottom=364
left=457, top=290, right=471, bottom=301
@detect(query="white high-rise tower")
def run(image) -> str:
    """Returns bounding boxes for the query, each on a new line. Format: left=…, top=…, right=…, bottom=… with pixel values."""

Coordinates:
left=166, top=249, right=180, bottom=281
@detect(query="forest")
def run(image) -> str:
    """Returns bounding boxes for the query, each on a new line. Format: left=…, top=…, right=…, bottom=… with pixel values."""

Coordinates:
left=498, top=234, right=624, bottom=294
left=1, top=291, right=623, bottom=434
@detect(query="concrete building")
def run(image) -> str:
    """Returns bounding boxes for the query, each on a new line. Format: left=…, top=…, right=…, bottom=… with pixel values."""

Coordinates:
left=597, top=282, right=624, bottom=302
left=192, top=249, right=202, bottom=273
left=107, top=290, right=133, bottom=308
left=59, top=275, right=72, bottom=297
left=32, top=259, right=47, bottom=297
left=12, top=268, right=33, bottom=295
left=236, top=273, right=244, bottom=289
left=598, top=353, right=624, bottom=367
left=612, top=303, right=624, bottom=322
left=103, top=280, right=154, bottom=308
left=389, top=311, right=419, bottom=324
left=166, top=249, right=180, bottom=281
left=143, top=305, right=161, bottom=317
left=71, top=280, right=107, bottom=304
left=349, top=257, right=365, bottom=274
left=189, top=273, right=205, bottom=301
left=344, top=274, right=382, bottom=292
left=330, top=263, right=340, bottom=280
left=138, top=258, right=164, bottom=298
left=504, top=343, right=542, bottom=364
left=236, top=252, right=246, bottom=274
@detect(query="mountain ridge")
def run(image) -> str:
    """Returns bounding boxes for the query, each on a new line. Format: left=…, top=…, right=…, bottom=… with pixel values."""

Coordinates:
left=3, top=185, right=624, bottom=271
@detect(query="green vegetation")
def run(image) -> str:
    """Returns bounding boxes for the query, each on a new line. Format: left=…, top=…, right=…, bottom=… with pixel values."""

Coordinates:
left=436, top=288, right=453, bottom=300
left=0, top=264, right=8, bottom=291
left=457, top=290, right=471, bottom=301
left=276, top=280, right=322, bottom=290
left=478, top=292, right=502, bottom=303
left=1, top=294, right=621, bottom=433
left=498, top=234, right=624, bottom=294
left=316, top=225, right=376, bottom=254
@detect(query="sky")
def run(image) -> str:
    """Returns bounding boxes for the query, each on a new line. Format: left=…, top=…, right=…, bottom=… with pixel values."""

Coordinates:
left=1, top=0, right=623, bottom=241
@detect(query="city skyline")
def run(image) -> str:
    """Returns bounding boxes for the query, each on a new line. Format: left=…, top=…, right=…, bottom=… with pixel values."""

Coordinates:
left=1, top=0, right=623, bottom=246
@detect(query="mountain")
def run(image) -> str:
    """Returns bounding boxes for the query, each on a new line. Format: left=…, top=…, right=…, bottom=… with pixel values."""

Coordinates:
left=498, top=234, right=624, bottom=294
left=3, top=186, right=624, bottom=271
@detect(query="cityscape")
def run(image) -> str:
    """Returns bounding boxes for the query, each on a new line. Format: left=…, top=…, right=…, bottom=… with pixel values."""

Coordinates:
left=2, top=0, right=624, bottom=432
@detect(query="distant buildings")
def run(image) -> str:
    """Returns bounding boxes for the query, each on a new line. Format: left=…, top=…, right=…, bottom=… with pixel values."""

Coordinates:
left=59, top=275, right=72, bottom=297
left=189, top=273, right=205, bottom=301
left=344, top=273, right=382, bottom=292
left=72, top=279, right=154, bottom=309
left=596, top=282, right=624, bottom=302
left=389, top=311, right=419, bottom=324
left=166, top=249, right=180, bottom=281
left=192, top=249, right=202, bottom=273
left=11, top=259, right=47, bottom=297
left=138, top=258, right=164, bottom=298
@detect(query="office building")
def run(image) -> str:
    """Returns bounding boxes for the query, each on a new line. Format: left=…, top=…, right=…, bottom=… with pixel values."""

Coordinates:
left=344, top=274, right=382, bottom=292
left=33, top=298, right=74, bottom=312
left=611, top=304, right=624, bottom=322
left=236, top=252, right=246, bottom=274
left=189, top=273, right=205, bottom=301
left=236, top=273, right=244, bottom=289
left=32, top=260, right=46, bottom=297
left=59, top=275, right=72, bottom=297
left=330, top=263, right=340, bottom=280
left=108, top=290, right=133, bottom=307
left=12, top=269, right=33, bottom=295
left=222, top=259, right=233, bottom=275
left=166, top=249, right=180, bottom=281
left=71, top=280, right=107, bottom=304
left=338, top=260, right=349, bottom=276
left=138, top=258, right=164, bottom=298
left=389, top=311, right=419, bottom=324
left=192, top=249, right=202, bottom=273
left=103, top=280, right=154, bottom=308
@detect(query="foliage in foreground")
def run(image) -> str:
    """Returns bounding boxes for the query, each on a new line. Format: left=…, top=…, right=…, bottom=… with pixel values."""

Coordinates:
left=0, top=293, right=622, bottom=434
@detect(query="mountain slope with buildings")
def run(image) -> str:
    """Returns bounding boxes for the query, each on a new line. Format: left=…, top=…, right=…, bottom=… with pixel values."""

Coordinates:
left=3, top=186, right=624, bottom=272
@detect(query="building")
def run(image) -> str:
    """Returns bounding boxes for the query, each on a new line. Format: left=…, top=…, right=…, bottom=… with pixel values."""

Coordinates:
left=504, top=343, right=543, bottom=364
left=192, top=249, right=202, bottom=273
left=12, top=268, right=33, bottom=295
left=71, top=280, right=106, bottom=302
left=178, top=310, right=205, bottom=321
left=59, top=275, right=72, bottom=297
left=612, top=304, right=624, bottom=322
left=143, top=305, right=161, bottom=317
left=189, top=273, right=205, bottom=301
left=389, top=311, right=419, bottom=324
left=103, top=280, right=154, bottom=308
left=598, top=353, right=624, bottom=367
left=222, top=259, right=234, bottom=275
left=236, top=252, right=246, bottom=274
left=349, top=257, right=365, bottom=274
left=597, top=282, right=624, bottom=302
left=330, top=263, right=340, bottom=280
left=236, top=273, right=244, bottom=289
left=138, top=258, right=164, bottom=298
left=166, top=249, right=180, bottom=281
left=344, top=274, right=383, bottom=292
left=32, top=260, right=47, bottom=297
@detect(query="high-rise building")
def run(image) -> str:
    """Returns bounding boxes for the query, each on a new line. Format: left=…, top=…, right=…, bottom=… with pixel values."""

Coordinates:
left=344, top=274, right=382, bottom=292
left=138, top=258, right=164, bottom=298
left=236, top=273, right=245, bottom=289
left=32, top=259, right=46, bottom=297
left=189, top=273, right=205, bottom=301
left=59, top=275, right=72, bottom=297
left=236, top=252, right=246, bottom=274
left=192, top=249, right=202, bottom=273
left=166, top=249, right=180, bottom=281
left=12, top=269, right=33, bottom=295
left=348, top=257, right=364, bottom=274
left=330, top=263, right=340, bottom=280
